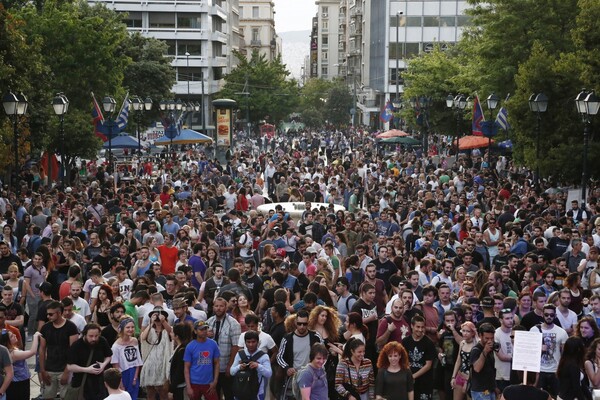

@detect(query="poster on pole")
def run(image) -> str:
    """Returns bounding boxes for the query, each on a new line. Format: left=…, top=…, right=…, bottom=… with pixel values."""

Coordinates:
left=216, top=109, right=231, bottom=147
left=512, top=330, right=542, bottom=373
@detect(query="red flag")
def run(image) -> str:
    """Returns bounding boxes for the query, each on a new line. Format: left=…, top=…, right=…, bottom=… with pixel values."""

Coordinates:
left=472, top=95, right=485, bottom=136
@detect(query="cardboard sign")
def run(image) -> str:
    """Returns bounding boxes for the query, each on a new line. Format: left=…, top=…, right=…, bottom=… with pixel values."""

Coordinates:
left=512, top=330, right=542, bottom=373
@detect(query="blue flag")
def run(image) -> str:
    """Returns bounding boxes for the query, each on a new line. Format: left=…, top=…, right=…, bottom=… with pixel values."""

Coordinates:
left=380, top=101, right=394, bottom=123
left=115, top=93, right=130, bottom=131
left=495, top=107, right=510, bottom=131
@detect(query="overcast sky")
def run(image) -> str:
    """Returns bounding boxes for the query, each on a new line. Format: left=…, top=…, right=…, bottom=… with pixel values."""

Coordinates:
left=273, top=0, right=317, bottom=32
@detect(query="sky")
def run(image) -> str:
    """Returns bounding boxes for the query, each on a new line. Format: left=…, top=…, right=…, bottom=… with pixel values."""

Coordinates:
left=273, top=0, right=317, bottom=32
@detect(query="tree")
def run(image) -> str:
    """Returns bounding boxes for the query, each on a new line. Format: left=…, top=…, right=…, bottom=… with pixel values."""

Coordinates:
left=324, top=79, right=353, bottom=127
left=297, top=78, right=334, bottom=127
left=218, top=50, right=299, bottom=127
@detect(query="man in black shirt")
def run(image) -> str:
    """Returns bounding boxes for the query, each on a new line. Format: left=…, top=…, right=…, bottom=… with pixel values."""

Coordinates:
left=350, top=283, right=379, bottom=364
left=470, top=323, right=497, bottom=400
left=66, top=323, right=113, bottom=400
left=372, top=247, right=397, bottom=292
left=242, top=260, right=264, bottom=310
left=402, top=315, right=436, bottom=400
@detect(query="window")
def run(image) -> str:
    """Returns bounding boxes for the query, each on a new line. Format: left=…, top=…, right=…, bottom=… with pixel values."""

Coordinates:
left=390, top=15, right=406, bottom=28
left=252, top=6, right=259, bottom=18
left=123, top=12, right=142, bottom=28
left=178, top=41, right=202, bottom=56
left=405, top=43, right=420, bottom=57
left=457, top=15, right=472, bottom=26
left=389, top=42, right=405, bottom=59
left=423, top=16, right=439, bottom=27
left=389, top=68, right=405, bottom=85
left=177, top=13, right=202, bottom=29
left=321, top=66, right=328, bottom=76
left=164, top=40, right=176, bottom=55
left=252, top=28, right=260, bottom=41
left=322, top=20, right=328, bottom=30
left=239, top=6, right=243, bottom=18
left=440, top=16, right=456, bottom=27
left=149, top=12, right=175, bottom=28
left=322, top=51, right=328, bottom=60
left=322, top=6, right=328, bottom=17
left=322, top=35, right=328, bottom=46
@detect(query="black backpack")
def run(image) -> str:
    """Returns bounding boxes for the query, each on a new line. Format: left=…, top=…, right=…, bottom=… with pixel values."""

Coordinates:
left=348, top=267, right=364, bottom=295
left=231, top=349, right=266, bottom=400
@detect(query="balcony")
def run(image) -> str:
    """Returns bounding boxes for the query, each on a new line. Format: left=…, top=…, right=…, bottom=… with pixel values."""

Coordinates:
left=250, top=39, right=262, bottom=47
left=350, top=26, right=361, bottom=36
left=211, top=31, right=227, bottom=42
left=350, top=8, right=362, bottom=17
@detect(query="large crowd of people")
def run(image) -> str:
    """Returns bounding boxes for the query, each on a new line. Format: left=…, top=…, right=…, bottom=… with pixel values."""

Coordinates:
left=0, top=129, right=599, bottom=400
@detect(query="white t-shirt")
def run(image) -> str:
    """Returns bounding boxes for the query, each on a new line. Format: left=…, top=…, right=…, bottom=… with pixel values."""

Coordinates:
left=70, top=313, right=87, bottom=333
left=494, top=327, right=512, bottom=380
left=530, top=324, right=568, bottom=373
left=556, top=307, right=578, bottom=333
left=104, top=392, right=132, bottom=400
left=71, top=297, right=91, bottom=318
left=119, top=279, right=134, bottom=301
left=237, top=330, right=276, bottom=354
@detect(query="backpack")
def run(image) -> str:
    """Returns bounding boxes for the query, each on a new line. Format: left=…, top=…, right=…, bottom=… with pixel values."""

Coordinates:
left=292, top=364, right=316, bottom=400
left=231, top=350, right=266, bottom=400
left=344, top=294, right=358, bottom=313
left=348, top=267, right=364, bottom=295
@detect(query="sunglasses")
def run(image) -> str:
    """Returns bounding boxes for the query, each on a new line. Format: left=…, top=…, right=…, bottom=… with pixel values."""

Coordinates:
left=296, top=322, right=308, bottom=326
left=543, top=313, right=555, bottom=318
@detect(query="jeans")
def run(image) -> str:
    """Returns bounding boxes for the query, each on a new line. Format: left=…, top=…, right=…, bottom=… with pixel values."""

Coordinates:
left=26, top=294, right=40, bottom=335
left=471, top=390, right=496, bottom=400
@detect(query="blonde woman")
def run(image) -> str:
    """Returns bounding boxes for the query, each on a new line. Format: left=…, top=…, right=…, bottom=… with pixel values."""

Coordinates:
left=140, top=307, right=173, bottom=400
left=450, top=321, right=478, bottom=400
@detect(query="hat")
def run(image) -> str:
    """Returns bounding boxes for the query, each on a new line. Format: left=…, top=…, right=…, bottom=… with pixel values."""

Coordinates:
left=279, top=262, right=289, bottom=270
left=466, top=271, right=476, bottom=278
left=467, top=297, right=480, bottom=305
left=36, top=281, right=53, bottom=295
left=335, top=277, right=349, bottom=287
left=194, top=320, right=209, bottom=330
left=590, top=246, right=599, bottom=254
left=423, top=220, right=433, bottom=227
left=481, top=296, right=494, bottom=308
left=65, top=187, right=72, bottom=193
left=172, top=298, right=187, bottom=309
left=276, top=248, right=287, bottom=258
left=148, top=306, right=169, bottom=319
left=306, top=246, right=318, bottom=255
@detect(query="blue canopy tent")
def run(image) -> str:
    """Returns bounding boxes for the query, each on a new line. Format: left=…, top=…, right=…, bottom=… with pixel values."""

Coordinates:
left=154, top=129, right=213, bottom=145
left=102, top=133, right=140, bottom=149
left=497, top=139, right=513, bottom=149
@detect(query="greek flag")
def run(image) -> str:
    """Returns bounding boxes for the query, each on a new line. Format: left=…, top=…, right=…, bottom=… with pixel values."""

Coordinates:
left=495, top=107, right=510, bottom=131
left=115, top=93, right=130, bottom=131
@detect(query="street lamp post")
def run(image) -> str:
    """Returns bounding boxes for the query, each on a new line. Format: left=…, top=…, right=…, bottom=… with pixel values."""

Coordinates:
left=411, top=96, right=431, bottom=153
left=446, top=94, right=467, bottom=160
left=52, top=93, right=69, bottom=186
left=102, top=96, right=117, bottom=172
left=131, top=97, right=153, bottom=157
left=486, top=93, right=499, bottom=163
left=575, top=89, right=600, bottom=209
left=528, top=93, right=548, bottom=187
left=2, top=91, right=28, bottom=188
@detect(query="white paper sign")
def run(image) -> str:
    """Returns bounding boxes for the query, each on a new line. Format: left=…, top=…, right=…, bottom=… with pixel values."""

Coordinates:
left=512, top=330, right=542, bottom=373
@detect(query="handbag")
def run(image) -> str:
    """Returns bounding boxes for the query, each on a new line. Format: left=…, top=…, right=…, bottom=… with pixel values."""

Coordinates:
left=64, top=349, right=95, bottom=400
left=342, top=363, right=363, bottom=399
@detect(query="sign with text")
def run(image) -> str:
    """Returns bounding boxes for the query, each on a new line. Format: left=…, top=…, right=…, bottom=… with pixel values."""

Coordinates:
left=216, top=108, right=231, bottom=147
left=512, top=330, right=542, bottom=373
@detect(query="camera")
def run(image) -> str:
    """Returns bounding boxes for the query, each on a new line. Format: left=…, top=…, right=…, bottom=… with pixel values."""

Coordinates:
left=492, top=342, right=501, bottom=352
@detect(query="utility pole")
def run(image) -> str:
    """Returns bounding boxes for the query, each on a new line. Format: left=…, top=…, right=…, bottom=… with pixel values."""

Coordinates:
left=235, top=75, right=250, bottom=146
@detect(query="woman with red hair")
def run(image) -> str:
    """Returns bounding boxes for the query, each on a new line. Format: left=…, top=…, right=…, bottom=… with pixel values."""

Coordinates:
left=375, top=341, right=414, bottom=400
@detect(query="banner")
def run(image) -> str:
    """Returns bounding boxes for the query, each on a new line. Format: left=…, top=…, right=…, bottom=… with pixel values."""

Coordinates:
left=216, top=108, right=231, bottom=147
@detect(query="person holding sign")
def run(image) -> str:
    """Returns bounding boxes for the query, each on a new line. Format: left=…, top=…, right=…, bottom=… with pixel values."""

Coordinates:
left=529, top=304, right=568, bottom=398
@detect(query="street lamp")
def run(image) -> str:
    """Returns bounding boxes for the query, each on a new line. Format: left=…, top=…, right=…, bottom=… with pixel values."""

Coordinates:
left=131, top=96, right=153, bottom=156
left=3, top=91, right=28, bottom=188
left=102, top=96, right=117, bottom=172
left=485, top=92, right=499, bottom=163
left=52, top=93, right=69, bottom=186
left=411, top=96, right=431, bottom=153
left=575, top=89, right=600, bottom=209
left=447, top=94, right=467, bottom=160
left=528, top=93, right=548, bottom=187
left=160, top=99, right=186, bottom=157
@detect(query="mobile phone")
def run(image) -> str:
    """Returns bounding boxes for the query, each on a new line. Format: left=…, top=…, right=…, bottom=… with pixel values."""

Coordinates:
left=93, top=362, right=101, bottom=369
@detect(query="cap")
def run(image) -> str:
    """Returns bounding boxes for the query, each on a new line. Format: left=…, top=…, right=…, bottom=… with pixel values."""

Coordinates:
left=466, top=271, right=476, bottom=278
left=423, top=220, right=433, bottom=227
left=276, top=248, right=287, bottom=258
left=590, top=246, right=599, bottom=254
left=467, top=297, right=480, bottom=305
left=306, top=246, right=318, bottom=255
left=481, top=296, right=494, bottom=308
left=279, top=262, right=289, bottom=270
left=194, top=320, right=209, bottom=330
left=36, top=281, right=53, bottom=295
left=65, top=187, right=72, bottom=193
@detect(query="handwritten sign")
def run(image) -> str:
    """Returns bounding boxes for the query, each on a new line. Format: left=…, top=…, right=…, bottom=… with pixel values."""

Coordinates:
left=512, top=330, right=542, bottom=373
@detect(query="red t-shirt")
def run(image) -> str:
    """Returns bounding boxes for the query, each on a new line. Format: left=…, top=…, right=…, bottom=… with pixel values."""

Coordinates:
left=158, top=245, right=179, bottom=275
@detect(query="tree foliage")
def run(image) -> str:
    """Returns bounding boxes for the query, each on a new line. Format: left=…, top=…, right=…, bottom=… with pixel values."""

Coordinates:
left=218, top=50, right=299, bottom=127
left=402, top=0, right=600, bottom=181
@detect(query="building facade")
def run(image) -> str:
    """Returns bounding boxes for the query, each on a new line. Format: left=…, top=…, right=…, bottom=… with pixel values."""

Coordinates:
left=87, top=0, right=241, bottom=132
left=239, top=0, right=282, bottom=61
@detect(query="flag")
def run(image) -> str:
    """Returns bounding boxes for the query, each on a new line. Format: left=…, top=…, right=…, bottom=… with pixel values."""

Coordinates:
left=380, top=101, right=394, bottom=122
left=472, top=95, right=485, bottom=136
left=91, top=92, right=110, bottom=142
left=115, top=93, right=130, bottom=131
left=495, top=107, right=510, bottom=131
